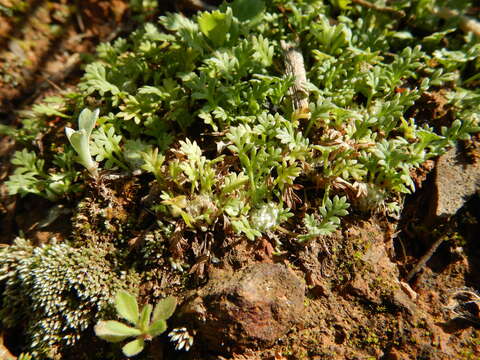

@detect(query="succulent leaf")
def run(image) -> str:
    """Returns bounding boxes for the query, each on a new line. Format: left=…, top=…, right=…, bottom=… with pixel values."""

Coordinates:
left=138, top=304, right=153, bottom=332
left=147, top=319, right=167, bottom=337
left=152, top=296, right=177, bottom=322
left=94, top=320, right=141, bottom=342
left=122, top=338, right=145, bottom=357
left=115, top=290, right=140, bottom=325
left=78, top=108, right=98, bottom=138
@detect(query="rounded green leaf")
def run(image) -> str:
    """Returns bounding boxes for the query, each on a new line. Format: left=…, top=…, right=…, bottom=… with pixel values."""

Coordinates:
left=152, top=296, right=177, bottom=322
left=66, top=130, right=85, bottom=156
left=138, top=304, right=153, bottom=332
left=198, top=10, right=231, bottom=47
left=147, top=319, right=167, bottom=337
left=115, top=290, right=139, bottom=325
left=231, top=0, right=265, bottom=22
left=122, top=338, right=145, bottom=357
left=65, top=127, right=75, bottom=142
left=78, top=108, right=99, bottom=138
left=94, top=320, right=141, bottom=343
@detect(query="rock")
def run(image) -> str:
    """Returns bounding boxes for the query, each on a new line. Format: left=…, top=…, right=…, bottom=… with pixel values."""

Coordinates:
left=432, top=145, right=480, bottom=219
left=399, top=281, right=418, bottom=301
left=391, top=288, right=418, bottom=317
left=177, top=263, right=305, bottom=354
left=384, top=347, right=410, bottom=360
left=345, top=274, right=379, bottom=304
left=341, top=226, right=421, bottom=318
left=345, top=240, right=400, bottom=304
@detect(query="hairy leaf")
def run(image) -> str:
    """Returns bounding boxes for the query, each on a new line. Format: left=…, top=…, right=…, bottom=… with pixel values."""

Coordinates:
left=115, top=290, right=139, bottom=325
left=94, top=320, right=141, bottom=342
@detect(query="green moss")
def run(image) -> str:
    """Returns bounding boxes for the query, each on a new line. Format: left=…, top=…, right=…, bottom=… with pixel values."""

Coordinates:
left=0, top=238, right=139, bottom=357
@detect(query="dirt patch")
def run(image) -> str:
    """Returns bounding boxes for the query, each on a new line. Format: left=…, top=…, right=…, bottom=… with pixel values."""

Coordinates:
left=406, top=89, right=455, bottom=131
left=206, top=215, right=480, bottom=360
left=0, top=0, right=129, bottom=119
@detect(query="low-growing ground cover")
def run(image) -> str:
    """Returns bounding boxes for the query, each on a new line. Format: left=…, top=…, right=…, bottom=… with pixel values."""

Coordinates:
left=0, top=0, right=479, bottom=359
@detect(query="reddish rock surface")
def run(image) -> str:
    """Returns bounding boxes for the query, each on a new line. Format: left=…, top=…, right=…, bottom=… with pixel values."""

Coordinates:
left=177, top=263, right=305, bottom=354
left=432, top=145, right=480, bottom=219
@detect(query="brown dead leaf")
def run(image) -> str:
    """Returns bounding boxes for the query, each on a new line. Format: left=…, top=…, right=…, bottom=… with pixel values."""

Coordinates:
left=111, top=0, right=128, bottom=22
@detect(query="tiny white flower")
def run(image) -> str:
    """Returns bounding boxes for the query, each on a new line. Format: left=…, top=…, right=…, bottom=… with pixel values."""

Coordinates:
left=251, top=203, right=279, bottom=232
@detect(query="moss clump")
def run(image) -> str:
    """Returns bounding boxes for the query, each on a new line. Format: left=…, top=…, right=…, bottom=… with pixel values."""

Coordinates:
left=0, top=238, right=139, bottom=358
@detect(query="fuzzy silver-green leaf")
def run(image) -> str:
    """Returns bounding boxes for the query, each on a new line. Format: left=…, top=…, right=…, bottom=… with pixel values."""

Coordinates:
left=147, top=319, right=167, bottom=337
left=138, top=304, right=153, bottom=332
left=152, top=296, right=176, bottom=322
left=115, top=290, right=139, bottom=325
left=94, top=320, right=141, bottom=342
left=122, top=338, right=145, bottom=357
left=78, top=108, right=98, bottom=138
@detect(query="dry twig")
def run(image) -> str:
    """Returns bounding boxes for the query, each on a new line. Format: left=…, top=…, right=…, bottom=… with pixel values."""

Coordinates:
left=351, top=0, right=406, bottom=18
left=433, top=7, right=480, bottom=38
left=281, top=40, right=310, bottom=116
left=406, top=234, right=449, bottom=282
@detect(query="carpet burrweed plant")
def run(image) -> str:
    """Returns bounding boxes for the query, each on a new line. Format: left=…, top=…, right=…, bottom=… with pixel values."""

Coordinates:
left=5, top=0, right=480, bottom=240
left=2, top=0, right=480, bottom=356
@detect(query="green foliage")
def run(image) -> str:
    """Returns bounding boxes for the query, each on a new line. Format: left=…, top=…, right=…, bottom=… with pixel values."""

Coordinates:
left=6, top=0, right=480, bottom=239
left=90, top=125, right=129, bottom=171
left=2, top=0, right=480, bottom=356
left=95, top=291, right=176, bottom=357
left=141, top=147, right=165, bottom=183
left=129, top=0, right=158, bottom=22
left=0, top=238, right=139, bottom=357
left=17, top=354, right=33, bottom=360
left=198, top=8, right=232, bottom=47
left=298, top=196, right=350, bottom=243
left=5, top=148, right=80, bottom=201
left=158, top=138, right=252, bottom=234
left=229, top=0, right=265, bottom=22
left=5, top=1, right=480, bottom=235
left=79, top=63, right=123, bottom=104
left=65, top=108, right=99, bottom=176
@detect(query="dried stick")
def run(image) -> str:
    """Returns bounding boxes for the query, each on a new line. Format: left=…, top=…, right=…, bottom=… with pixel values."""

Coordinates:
left=176, top=0, right=216, bottom=12
left=406, top=234, right=448, bottom=282
left=433, top=7, right=480, bottom=38
left=281, top=40, right=309, bottom=114
left=352, top=0, right=406, bottom=18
